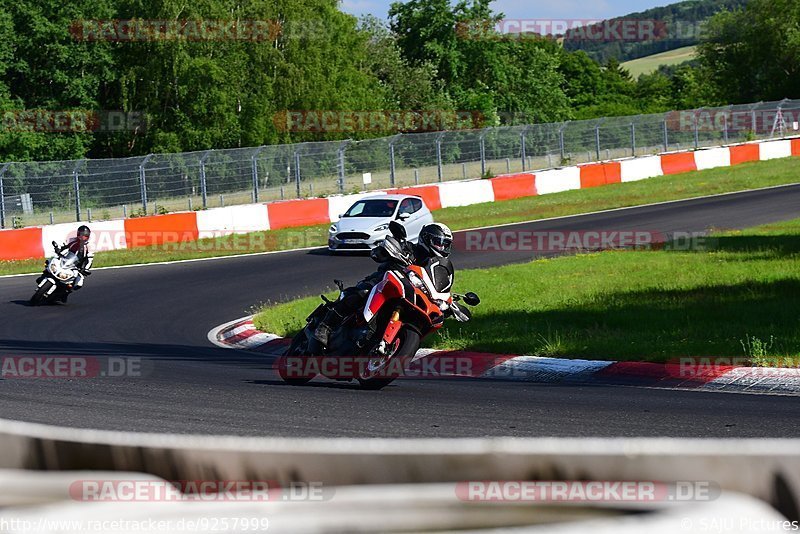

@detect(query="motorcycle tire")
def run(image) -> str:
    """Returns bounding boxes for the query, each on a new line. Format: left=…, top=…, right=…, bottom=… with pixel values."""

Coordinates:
left=275, top=331, right=318, bottom=386
left=30, top=280, right=54, bottom=306
left=357, top=328, right=420, bottom=390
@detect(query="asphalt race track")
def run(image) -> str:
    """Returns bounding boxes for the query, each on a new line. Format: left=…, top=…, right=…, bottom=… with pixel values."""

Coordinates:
left=2, top=184, right=800, bottom=438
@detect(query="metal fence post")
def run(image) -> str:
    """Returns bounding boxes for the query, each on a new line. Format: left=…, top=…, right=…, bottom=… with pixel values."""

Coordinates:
left=0, top=163, right=8, bottom=229
left=594, top=125, right=601, bottom=161
left=630, top=123, right=636, bottom=156
left=294, top=150, right=301, bottom=198
left=139, top=154, right=153, bottom=214
left=436, top=132, right=446, bottom=182
left=662, top=120, right=669, bottom=152
left=723, top=113, right=729, bottom=143
left=479, top=129, right=489, bottom=176
left=389, top=134, right=401, bottom=188
left=251, top=146, right=266, bottom=203
left=72, top=160, right=84, bottom=222
left=520, top=126, right=531, bottom=171
left=337, top=140, right=350, bottom=194
left=693, top=113, right=700, bottom=149
left=559, top=125, right=566, bottom=162
left=199, top=151, right=211, bottom=209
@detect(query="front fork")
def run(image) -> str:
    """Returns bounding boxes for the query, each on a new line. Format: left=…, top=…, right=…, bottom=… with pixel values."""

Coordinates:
left=376, top=308, right=403, bottom=355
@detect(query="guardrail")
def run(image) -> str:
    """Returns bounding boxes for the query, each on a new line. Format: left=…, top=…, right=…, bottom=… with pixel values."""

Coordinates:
left=0, top=417, right=797, bottom=532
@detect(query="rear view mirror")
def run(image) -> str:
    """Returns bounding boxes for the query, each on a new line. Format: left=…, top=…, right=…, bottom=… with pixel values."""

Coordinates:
left=463, top=292, right=481, bottom=306
left=389, top=220, right=407, bottom=240
left=451, top=302, right=472, bottom=322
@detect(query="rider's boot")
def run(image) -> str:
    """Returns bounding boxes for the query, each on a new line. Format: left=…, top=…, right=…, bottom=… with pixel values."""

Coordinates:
left=313, top=309, right=345, bottom=346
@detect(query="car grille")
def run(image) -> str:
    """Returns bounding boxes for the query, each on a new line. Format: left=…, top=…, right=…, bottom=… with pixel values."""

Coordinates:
left=336, top=232, right=371, bottom=241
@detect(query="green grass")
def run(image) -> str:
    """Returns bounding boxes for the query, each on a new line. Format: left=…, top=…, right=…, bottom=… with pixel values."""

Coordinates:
left=1, top=156, right=798, bottom=276
left=622, top=45, right=697, bottom=78
left=253, top=218, right=800, bottom=364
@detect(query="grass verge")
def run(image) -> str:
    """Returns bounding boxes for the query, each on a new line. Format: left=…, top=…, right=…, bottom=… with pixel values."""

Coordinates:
left=253, top=218, right=800, bottom=364
left=1, top=156, right=798, bottom=276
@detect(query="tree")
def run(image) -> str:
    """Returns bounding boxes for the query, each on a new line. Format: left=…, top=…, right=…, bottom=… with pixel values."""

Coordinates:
left=698, top=0, right=800, bottom=102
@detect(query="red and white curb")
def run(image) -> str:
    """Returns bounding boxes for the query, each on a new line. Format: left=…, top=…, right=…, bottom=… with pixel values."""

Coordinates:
left=209, top=317, right=800, bottom=395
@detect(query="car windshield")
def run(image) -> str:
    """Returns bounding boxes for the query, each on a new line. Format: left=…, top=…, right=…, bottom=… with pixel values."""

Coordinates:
left=343, top=199, right=398, bottom=218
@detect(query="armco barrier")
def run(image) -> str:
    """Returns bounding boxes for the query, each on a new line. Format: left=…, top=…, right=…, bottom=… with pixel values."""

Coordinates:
left=579, top=162, right=621, bottom=188
left=694, top=147, right=730, bottom=170
left=730, top=143, right=760, bottom=165
left=0, top=227, right=43, bottom=261
left=41, top=219, right=127, bottom=253
left=196, top=204, right=270, bottom=239
left=490, top=173, right=537, bottom=200
left=123, top=212, right=199, bottom=248
left=266, top=198, right=330, bottom=229
left=620, top=155, right=663, bottom=182
left=1, top=138, right=799, bottom=262
left=438, top=179, right=494, bottom=208
left=534, top=166, right=581, bottom=195
left=660, top=152, right=697, bottom=175
left=0, top=418, right=798, bottom=521
left=387, top=184, right=442, bottom=211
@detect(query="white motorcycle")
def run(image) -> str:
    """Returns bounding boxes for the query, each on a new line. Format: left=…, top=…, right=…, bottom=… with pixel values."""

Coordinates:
left=30, top=241, right=88, bottom=305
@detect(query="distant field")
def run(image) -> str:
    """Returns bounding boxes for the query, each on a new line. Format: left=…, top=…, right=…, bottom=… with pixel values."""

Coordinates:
left=622, top=46, right=697, bottom=78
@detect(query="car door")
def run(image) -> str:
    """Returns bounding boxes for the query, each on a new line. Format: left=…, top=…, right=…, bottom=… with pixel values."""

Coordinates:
left=399, top=197, right=426, bottom=241
left=397, top=198, right=417, bottom=238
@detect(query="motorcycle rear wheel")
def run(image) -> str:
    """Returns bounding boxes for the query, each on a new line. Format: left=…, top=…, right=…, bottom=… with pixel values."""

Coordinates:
left=357, top=328, right=420, bottom=390
left=276, top=331, right=318, bottom=386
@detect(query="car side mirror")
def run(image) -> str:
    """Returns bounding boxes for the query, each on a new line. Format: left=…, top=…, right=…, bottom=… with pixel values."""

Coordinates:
left=388, top=220, right=407, bottom=240
left=398, top=212, right=411, bottom=221
left=463, top=292, right=481, bottom=306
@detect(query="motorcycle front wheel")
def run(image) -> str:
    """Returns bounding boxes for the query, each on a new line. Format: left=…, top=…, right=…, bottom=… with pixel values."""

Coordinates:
left=30, top=280, right=54, bottom=306
left=357, top=328, right=420, bottom=390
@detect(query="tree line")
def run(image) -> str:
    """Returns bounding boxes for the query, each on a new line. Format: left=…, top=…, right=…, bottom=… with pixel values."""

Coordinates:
left=0, top=0, right=796, bottom=164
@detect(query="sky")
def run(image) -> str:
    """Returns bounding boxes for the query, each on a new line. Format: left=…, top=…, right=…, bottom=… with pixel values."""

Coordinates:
left=340, top=0, right=673, bottom=23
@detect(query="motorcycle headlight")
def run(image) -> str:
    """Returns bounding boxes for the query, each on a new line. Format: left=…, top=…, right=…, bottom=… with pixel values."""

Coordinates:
left=374, top=223, right=389, bottom=232
left=407, top=271, right=425, bottom=289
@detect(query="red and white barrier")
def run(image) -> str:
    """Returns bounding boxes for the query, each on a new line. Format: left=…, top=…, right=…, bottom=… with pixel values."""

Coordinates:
left=693, top=147, right=730, bottom=170
left=2, top=137, right=799, bottom=261
left=438, top=180, right=495, bottom=208
left=620, top=155, right=663, bottom=182
left=534, top=167, right=581, bottom=195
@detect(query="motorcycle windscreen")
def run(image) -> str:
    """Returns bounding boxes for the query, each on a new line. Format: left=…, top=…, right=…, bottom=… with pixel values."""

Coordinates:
left=60, top=251, right=80, bottom=269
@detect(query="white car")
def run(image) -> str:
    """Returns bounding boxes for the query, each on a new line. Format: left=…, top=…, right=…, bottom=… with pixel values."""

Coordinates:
left=328, top=194, right=434, bottom=252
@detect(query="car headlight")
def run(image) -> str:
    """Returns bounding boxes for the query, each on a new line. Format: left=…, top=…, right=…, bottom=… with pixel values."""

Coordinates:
left=374, top=223, right=389, bottom=232
left=329, top=224, right=337, bottom=233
